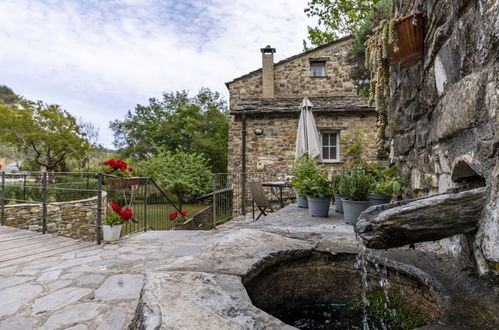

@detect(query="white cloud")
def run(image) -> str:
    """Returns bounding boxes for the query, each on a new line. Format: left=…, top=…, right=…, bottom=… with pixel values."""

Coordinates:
left=0, top=0, right=316, bottom=148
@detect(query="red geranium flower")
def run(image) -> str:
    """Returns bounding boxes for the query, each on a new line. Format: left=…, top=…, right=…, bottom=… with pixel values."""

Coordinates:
left=128, top=168, right=133, bottom=172
left=169, top=213, right=177, bottom=221
left=110, top=203, right=121, bottom=213
left=119, top=208, right=133, bottom=221
left=181, top=211, right=188, bottom=216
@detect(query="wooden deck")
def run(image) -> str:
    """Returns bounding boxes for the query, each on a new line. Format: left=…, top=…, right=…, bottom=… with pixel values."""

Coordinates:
left=0, top=226, right=94, bottom=268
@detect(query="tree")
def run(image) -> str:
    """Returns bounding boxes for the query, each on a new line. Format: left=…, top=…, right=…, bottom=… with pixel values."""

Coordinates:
left=0, top=85, right=19, bottom=105
left=303, top=0, right=392, bottom=96
left=0, top=100, right=90, bottom=172
left=110, top=88, right=228, bottom=173
left=139, top=148, right=212, bottom=211
left=303, top=0, right=384, bottom=50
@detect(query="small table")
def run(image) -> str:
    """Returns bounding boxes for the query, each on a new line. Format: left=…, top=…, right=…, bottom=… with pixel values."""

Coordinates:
left=261, top=181, right=293, bottom=208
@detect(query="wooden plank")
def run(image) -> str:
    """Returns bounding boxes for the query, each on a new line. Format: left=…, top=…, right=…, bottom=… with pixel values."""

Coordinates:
left=0, top=233, right=58, bottom=249
left=0, top=241, right=86, bottom=262
left=0, top=242, right=93, bottom=268
left=0, top=237, right=82, bottom=256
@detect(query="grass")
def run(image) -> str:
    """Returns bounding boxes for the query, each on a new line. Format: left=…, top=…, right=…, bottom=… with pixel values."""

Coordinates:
left=120, top=203, right=208, bottom=235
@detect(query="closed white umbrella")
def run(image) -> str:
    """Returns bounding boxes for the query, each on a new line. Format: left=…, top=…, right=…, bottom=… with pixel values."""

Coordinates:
left=295, top=98, right=321, bottom=159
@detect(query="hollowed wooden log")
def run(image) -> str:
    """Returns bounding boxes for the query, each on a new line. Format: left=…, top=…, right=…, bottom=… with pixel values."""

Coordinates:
left=355, top=187, right=487, bottom=249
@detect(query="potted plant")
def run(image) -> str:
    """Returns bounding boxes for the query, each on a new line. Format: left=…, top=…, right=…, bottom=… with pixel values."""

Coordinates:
left=299, top=171, right=334, bottom=217
left=103, top=203, right=133, bottom=241
left=168, top=210, right=189, bottom=230
left=341, top=167, right=371, bottom=225
left=388, top=12, right=424, bottom=67
left=332, top=170, right=346, bottom=214
left=291, top=154, right=320, bottom=208
left=369, top=166, right=402, bottom=206
left=102, top=159, right=138, bottom=189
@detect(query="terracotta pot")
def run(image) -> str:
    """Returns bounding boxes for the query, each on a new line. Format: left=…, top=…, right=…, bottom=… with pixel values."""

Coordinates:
left=389, top=11, right=424, bottom=67
left=108, top=177, right=141, bottom=189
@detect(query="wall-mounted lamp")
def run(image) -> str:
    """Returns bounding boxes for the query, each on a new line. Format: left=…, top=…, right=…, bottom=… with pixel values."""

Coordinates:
left=254, top=128, right=264, bottom=135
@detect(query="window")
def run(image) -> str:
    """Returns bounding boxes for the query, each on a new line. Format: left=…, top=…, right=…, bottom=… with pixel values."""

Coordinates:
left=310, top=63, right=325, bottom=77
left=321, top=132, right=340, bottom=162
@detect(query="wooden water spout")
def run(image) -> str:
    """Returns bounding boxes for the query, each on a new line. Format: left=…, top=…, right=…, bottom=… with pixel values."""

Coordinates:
left=355, top=187, right=487, bottom=249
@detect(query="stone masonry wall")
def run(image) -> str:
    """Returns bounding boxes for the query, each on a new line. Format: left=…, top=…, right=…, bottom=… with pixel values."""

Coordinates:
left=228, top=112, right=378, bottom=174
left=388, top=0, right=498, bottom=268
left=3, top=193, right=107, bottom=241
left=228, top=38, right=357, bottom=109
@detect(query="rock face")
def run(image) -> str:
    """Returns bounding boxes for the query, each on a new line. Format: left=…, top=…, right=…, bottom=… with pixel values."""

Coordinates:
left=387, top=0, right=498, bottom=267
left=355, top=188, right=487, bottom=249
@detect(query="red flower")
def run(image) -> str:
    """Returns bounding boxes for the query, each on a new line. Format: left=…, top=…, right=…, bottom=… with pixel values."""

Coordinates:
left=128, top=167, right=133, bottom=172
left=110, top=203, right=121, bottom=213
left=119, top=208, right=133, bottom=221
left=181, top=211, right=188, bottom=216
left=169, top=213, right=176, bottom=221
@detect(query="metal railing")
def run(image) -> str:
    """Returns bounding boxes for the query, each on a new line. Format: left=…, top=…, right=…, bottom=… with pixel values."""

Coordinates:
left=0, top=171, right=179, bottom=244
left=211, top=172, right=294, bottom=225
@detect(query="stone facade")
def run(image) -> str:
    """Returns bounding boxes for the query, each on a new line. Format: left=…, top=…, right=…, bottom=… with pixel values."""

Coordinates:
left=228, top=112, right=378, bottom=174
left=3, top=193, right=107, bottom=241
left=227, top=37, right=378, bottom=174
left=387, top=0, right=498, bottom=269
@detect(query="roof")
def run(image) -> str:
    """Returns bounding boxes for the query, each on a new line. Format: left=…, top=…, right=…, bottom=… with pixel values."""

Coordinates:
left=230, top=96, right=374, bottom=115
left=225, top=36, right=353, bottom=88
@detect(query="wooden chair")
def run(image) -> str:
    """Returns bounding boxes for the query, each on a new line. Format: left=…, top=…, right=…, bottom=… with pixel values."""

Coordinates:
left=249, top=178, right=274, bottom=220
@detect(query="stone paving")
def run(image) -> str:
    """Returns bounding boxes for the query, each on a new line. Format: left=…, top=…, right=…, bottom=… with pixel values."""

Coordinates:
left=0, top=229, right=223, bottom=330
left=0, top=205, right=450, bottom=329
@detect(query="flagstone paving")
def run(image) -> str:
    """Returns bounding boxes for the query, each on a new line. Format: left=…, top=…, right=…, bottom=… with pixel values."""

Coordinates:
left=0, top=205, right=436, bottom=329
left=0, top=228, right=222, bottom=330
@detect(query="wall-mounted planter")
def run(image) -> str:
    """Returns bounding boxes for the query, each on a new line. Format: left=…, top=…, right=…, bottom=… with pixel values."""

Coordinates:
left=389, top=11, right=424, bottom=67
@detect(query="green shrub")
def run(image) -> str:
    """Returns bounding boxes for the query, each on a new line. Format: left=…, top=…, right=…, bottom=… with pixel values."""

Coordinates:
left=291, top=155, right=321, bottom=197
left=341, top=166, right=371, bottom=201
left=299, top=171, right=333, bottom=199
left=371, top=166, right=403, bottom=195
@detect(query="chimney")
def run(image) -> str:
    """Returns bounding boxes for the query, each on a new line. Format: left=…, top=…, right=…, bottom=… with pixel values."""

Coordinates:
left=260, top=45, right=276, bottom=98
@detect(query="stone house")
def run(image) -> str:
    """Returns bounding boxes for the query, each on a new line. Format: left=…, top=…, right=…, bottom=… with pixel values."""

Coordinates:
left=226, top=36, right=378, bottom=175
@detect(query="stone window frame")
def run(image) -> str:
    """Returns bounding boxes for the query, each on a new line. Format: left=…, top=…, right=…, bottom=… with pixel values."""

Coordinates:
left=309, top=58, right=328, bottom=77
left=319, top=129, right=341, bottom=163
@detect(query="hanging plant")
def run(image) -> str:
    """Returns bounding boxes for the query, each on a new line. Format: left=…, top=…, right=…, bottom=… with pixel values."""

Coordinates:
left=365, top=12, right=424, bottom=155
left=365, top=17, right=399, bottom=155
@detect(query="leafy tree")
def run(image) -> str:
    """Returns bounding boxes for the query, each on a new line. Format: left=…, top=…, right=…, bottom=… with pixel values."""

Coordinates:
left=138, top=148, right=212, bottom=211
left=0, top=100, right=90, bottom=172
left=303, top=0, right=384, bottom=50
left=110, top=88, right=228, bottom=173
left=303, top=0, right=392, bottom=96
left=0, top=85, right=19, bottom=105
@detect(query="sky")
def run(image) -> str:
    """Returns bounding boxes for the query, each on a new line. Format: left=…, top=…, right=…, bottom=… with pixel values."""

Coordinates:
left=0, top=0, right=317, bottom=148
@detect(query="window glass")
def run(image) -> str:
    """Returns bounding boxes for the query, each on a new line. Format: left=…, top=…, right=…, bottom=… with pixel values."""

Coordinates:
left=321, top=132, right=339, bottom=161
left=310, top=63, right=325, bottom=77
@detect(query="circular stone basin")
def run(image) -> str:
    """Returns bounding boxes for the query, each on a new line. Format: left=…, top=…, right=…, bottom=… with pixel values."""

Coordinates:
left=242, top=251, right=440, bottom=329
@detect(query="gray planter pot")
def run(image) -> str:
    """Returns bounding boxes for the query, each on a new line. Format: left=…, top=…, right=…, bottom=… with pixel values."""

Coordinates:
left=333, top=194, right=344, bottom=214
left=368, top=194, right=392, bottom=206
left=295, top=190, right=308, bottom=208
left=307, top=196, right=331, bottom=217
left=342, top=199, right=370, bottom=225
